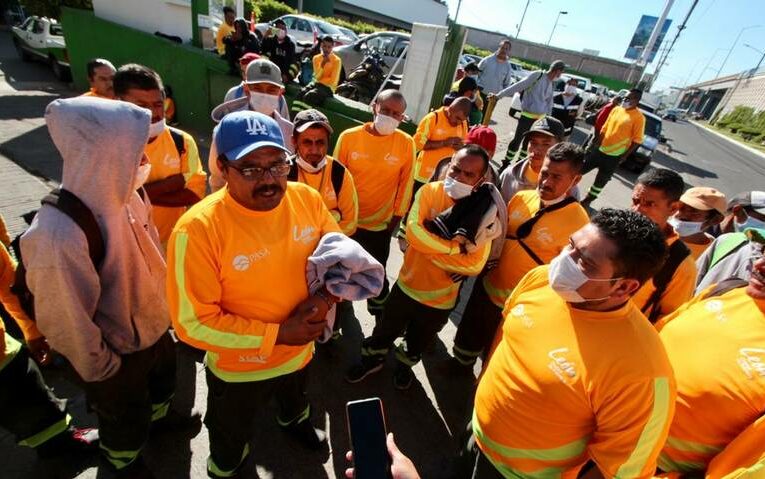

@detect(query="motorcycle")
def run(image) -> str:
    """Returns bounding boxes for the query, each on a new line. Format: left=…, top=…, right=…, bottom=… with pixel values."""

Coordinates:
left=335, top=49, right=400, bottom=104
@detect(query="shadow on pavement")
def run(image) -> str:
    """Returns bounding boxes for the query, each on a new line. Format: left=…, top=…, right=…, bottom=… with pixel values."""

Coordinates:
left=0, top=123, right=62, bottom=182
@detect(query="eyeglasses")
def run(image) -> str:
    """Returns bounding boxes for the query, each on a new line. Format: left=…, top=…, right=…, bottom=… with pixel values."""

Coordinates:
left=226, top=160, right=291, bottom=180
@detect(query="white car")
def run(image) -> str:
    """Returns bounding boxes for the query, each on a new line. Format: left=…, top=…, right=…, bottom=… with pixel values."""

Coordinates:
left=12, top=16, right=70, bottom=80
left=255, top=15, right=353, bottom=47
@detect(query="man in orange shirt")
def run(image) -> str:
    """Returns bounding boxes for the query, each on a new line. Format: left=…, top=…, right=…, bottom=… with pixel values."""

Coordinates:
left=413, top=97, right=470, bottom=189
left=656, top=255, right=765, bottom=477
left=297, top=36, right=342, bottom=105
left=115, top=64, right=207, bottom=248
left=630, top=168, right=697, bottom=323
left=346, top=145, right=492, bottom=390
left=167, top=111, right=339, bottom=478
left=669, top=187, right=726, bottom=260
left=215, top=6, right=236, bottom=56
left=81, top=58, right=115, bottom=99
left=333, top=90, right=415, bottom=318
left=467, top=209, right=675, bottom=478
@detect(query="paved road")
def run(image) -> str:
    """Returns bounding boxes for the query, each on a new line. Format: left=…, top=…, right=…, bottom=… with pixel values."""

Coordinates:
left=2, top=25, right=765, bottom=478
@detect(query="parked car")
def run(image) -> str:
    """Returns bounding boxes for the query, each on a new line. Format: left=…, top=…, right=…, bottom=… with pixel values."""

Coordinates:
left=508, top=61, right=528, bottom=81
left=335, top=26, right=359, bottom=43
left=662, top=108, right=686, bottom=122
left=12, top=16, right=70, bottom=81
left=254, top=15, right=353, bottom=47
left=621, top=109, right=663, bottom=173
left=334, top=31, right=410, bottom=79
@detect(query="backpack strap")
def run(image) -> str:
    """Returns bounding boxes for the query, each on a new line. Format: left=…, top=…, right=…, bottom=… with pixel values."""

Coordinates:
left=643, top=240, right=691, bottom=323
left=507, top=197, right=578, bottom=265
left=287, top=159, right=299, bottom=182
left=330, top=159, right=345, bottom=198
left=702, top=278, right=749, bottom=299
left=41, top=189, right=106, bottom=269
left=167, top=127, right=186, bottom=157
left=709, top=233, right=748, bottom=270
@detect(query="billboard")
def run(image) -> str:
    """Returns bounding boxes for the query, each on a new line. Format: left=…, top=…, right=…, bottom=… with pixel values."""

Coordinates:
left=624, top=15, right=672, bottom=63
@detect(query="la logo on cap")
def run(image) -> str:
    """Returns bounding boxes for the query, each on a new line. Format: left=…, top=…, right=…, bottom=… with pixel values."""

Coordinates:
left=245, top=116, right=268, bottom=136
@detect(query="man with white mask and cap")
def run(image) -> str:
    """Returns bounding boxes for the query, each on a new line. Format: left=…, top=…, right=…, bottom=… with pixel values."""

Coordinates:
left=208, top=58, right=294, bottom=192
left=332, top=89, right=415, bottom=320
left=114, top=64, right=206, bottom=250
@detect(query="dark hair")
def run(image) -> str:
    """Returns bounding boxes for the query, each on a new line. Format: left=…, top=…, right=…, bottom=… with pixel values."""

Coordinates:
left=320, top=35, right=334, bottom=44
left=500, top=39, right=511, bottom=47
left=546, top=142, right=584, bottom=173
left=374, top=89, right=407, bottom=109
left=86, top=58, right=114, bottom=79
left=449, top=96, right=473, bottom=115
left=637, top=168, right=684, bottom=202
left=274, top=19, right=286, bottom=27
left=113, top=64, right=163, bottom=97
left=629, top=88, right=643, bottom=102
left=591, top=208, right=668, bottom=284
left=223, top=6, right=235, bottom=15
left=457, top=76, right=478, bottom=94
left=457, top=144, right=490, bottom=172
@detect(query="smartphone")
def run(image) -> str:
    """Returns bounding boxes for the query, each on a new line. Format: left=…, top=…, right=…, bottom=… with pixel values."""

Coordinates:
left=346, top=398, right=392, bottom=479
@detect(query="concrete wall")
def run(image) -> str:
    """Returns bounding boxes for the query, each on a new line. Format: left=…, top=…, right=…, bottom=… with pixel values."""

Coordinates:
left=92, top=0, right=193, bottom=44
left=335, top=0, right=448, bottom=28
left=718, top=74, right=765, bottom=117
left=466, top=27, right=634, bottom=83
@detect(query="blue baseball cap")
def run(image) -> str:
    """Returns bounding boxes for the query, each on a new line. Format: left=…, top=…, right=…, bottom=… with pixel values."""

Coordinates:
left=215, top=110, right=288, bottom=162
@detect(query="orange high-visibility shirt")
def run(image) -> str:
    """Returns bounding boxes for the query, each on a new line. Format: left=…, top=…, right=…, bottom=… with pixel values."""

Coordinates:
left=81, top=88, right=112, bottom=99
left=1, top=244, right=42, bottom=368
left=598, top=106, right=645, bottom=157
left=293, top=156, right=358, bottom=235
left=399, top=181, right=490, bottom=309
left=144, top=128, right=207, bottom=246
left=413, top=107, right=467, bottom=183
left=656, top=285, right=765, bottom=475
left=681, top=238, right=712, bottom=262
left=632, top=232, right=697, bottom=322
left=333, top=124, right=415, bottom=232
left=216, top=22, right=235, bottom=55
left=167, top=183, right=340, bottom=382
left=312, top=52, right=342, bottom=91
left=474, top=266, right=676, bottom=478
left=483, top=190, right=588, bottom=308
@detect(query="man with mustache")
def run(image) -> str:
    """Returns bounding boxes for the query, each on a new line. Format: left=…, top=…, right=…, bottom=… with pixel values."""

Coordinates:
left=167, top=111, right=340, bottom=478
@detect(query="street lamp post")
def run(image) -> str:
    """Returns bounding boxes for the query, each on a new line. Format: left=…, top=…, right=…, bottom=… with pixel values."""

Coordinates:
left=695, top=48, right=727, bottom=84
left=743, top=43, right=765, bottom=73
left=717, top=25, right=761, bottom=78
left=546, top=11, right=568, bottom=46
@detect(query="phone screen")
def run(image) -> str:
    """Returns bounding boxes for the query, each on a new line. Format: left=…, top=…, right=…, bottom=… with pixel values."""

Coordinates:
left=346, top=398, right=391, bottom=479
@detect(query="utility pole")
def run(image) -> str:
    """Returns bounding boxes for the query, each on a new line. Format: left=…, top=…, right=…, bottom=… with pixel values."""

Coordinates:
left=744, top=43, right=765, bottom=75
left=454, top=0, right=463, bottom=23
left=516, top=0, right=531, bottom=39
left=639, top=0, right=674, bottom=67
left=546, top=11, right=568, bottom=46
left=648, top=0, right=698, bottom=91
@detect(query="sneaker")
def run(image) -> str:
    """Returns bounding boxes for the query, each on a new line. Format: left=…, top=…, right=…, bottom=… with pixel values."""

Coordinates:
left=151, top=409, right=202, bottom=436
left=36, top=427, right=99, bottom=458
left=345, top=359, right=384, bottom=384
left=393, top=363, right=414, bottom=390
left=282, top=419, right=327, bottom=451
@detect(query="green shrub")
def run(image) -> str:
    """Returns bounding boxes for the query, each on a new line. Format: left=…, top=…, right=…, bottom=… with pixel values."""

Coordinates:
left=252, top=0, right=295, bottom=23
left=463, top=44, right=491, bottom=58
left=21, top=0, right=92, bottom=18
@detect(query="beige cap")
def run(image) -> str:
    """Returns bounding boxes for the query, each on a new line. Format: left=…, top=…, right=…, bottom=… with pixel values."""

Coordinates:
left=680, top=187, right=727, bottom=214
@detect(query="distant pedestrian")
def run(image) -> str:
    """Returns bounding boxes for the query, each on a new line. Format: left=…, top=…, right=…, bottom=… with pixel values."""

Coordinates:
left=261, top=18, right=296, bottom=85
left=223, top=18, right=260, bottom=75
left=81, top=58, right=115, bottom=99
left=477, top=40, right=513, bottom=102
left=296, top=35, right=342, bottom=106
left=551, top=77, right=583, bottom=137
left=216, top=6, right=236, bottom=56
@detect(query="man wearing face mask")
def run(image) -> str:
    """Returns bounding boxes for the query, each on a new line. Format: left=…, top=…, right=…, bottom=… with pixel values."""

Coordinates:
left=413, top=96, right=470, bottom=189
left=465, top=208, right=675, bottom=479
left=630, top=168, right=697, bottom=323
left=168, top=111, right=340, bottom=477
left=452, top=142, right=589, bottom=368
left=224, top=53, right=291, bottom=118
left=655, top=255, right=765, bottom=477
left=552, top=77, right=583, bottom=138
left=114, top=64, right=207, bottom=249
left=581, top=88, right=645, bottom=208
left=21, top=97, right=183, bottom=477
left=333, top=90, right=415, bottom=319
left=208, top=59, right=294, bottom=192
left=261, top=19, right=296, bottom=85
left=669, top=187, right=727, bottom=260
left=289, top=109, right=358, bottom=235
left=492, top=60, right=566, bottom=170
left=346, top=145, right=492, bottom=390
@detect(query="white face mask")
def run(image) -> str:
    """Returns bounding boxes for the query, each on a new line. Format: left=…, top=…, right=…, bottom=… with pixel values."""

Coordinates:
left=622, top=100, right=633, bottom=109
left=444, top=176, right=474, bottom=200
left=373, top=113, right=400, bottom=136
left=133, top=163, right=152, bottom=190
left=249, top=91, right=281, bottom=115
left=548, top=250, right=621, bottom=303
left=564, top=85, right=577, bottom=95
left=148, top=118, right=166, bottom=139
left=539, top=178, right=576, bottom=207
left=296, top=155, right=326, bottom=174
left=735, top=213, right=765, bottom=232
left=668, top=216, right=704, bottom=237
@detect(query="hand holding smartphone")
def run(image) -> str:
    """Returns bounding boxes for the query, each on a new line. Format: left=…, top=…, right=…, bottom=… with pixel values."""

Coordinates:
left=346, top=398, right=392, bottom=479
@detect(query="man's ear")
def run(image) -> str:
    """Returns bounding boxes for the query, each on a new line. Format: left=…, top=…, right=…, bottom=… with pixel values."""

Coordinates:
left=217, top=157, right=228, bottom=181
left=613, top=278, right=641, bottom=302
left=571, top=174, right=583, bottom=188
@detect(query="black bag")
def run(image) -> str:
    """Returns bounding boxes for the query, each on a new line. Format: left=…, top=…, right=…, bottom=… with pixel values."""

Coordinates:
left=507, top=197, right=578, bottom=265
left=642, top=240, right=691, bottom=323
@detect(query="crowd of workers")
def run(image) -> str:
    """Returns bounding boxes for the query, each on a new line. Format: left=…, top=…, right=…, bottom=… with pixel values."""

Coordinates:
left=0, top=32, right=764, bottom=479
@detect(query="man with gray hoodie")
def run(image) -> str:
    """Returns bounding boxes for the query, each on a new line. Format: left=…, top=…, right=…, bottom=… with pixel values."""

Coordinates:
left=21, top=97, right=178, bottom=478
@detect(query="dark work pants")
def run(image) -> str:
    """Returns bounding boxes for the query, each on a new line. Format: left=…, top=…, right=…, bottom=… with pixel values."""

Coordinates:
left=204, top=368, right=310, bottom=477
left=453, top=280, right=503, bottom=366
left=0, top=347, right=68, bottom=448
left=455, top=428, right=506, bottom=479
left=361, top=284, right=451, bottom=367
left=83, top=331, right=176, bottom=470
left=581, top=148, right=620, bottom=200
left=351, top=228, right=392, bottom=316
left=503, top=114, right=536, bottom=167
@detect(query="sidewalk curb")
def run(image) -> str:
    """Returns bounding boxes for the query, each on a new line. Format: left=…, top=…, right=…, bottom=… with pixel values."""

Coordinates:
left=691, top=120, right=765, bottom=160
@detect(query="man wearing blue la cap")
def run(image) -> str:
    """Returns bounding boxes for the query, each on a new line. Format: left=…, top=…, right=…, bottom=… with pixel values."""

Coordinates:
left=167, top=111, right=341, bottom=477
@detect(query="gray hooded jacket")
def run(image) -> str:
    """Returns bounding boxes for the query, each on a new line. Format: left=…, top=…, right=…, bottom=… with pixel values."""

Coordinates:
left=21, top=97, right=170, bottom=382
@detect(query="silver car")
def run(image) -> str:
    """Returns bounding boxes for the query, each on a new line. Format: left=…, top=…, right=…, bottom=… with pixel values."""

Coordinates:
left=334, top=31, right=410, bottom=79
left=255, top=14, right=354, bottom=46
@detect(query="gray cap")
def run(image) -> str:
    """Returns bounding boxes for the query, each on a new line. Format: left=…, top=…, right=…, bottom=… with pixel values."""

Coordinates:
left=549, top=60, right=567, bottom=71
left=293, top=108, right=333, bottom=134
left=245, top=59, right=283, bottom=87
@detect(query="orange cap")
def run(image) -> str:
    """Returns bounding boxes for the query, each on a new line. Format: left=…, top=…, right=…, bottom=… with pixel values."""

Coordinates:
left=680, top=187, right=727, bottom=214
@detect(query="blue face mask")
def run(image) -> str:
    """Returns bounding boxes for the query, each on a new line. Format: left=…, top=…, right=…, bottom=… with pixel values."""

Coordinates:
left=735, top=213, right=765, bottom=232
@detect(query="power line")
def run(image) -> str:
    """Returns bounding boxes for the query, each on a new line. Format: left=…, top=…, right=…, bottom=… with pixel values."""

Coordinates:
left=649, top=0, right=700, bottom=90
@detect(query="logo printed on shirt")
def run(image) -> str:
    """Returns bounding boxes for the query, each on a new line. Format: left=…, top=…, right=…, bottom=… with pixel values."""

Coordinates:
left=232, top=248, right=271, bottom=271
left=293, top=225, right=317, bottom=245
left=350, top=152, right=368, bottom=162
left=163, top=154, right=180, bottom=168
left=510, top=304, right=533, bottom=328
left=510, top=210, right=524, bottom=222
left=548, top=348, right=577, bottom=384
left=705, top=299, right=728, bottom=322
left=239, top=354, right=267, bottom=364
left=384, top=153, right=399, bottom=165
left=245, top=116, right=268, bottom=136
left=535, top=226, right=552, bottom=244
left=737, top=348, right=765, bottom=379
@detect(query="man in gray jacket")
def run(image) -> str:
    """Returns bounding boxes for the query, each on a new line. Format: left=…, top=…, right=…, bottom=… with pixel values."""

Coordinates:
left=477, top=39, right=514, bottom=101
left=492, top=60, right=566, bottom=170
left=21, top=97, right=183, bottom=477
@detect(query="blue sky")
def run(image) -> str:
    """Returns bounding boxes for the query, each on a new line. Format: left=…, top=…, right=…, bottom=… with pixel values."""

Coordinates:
left=444, top=0, right=765, bottom=91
